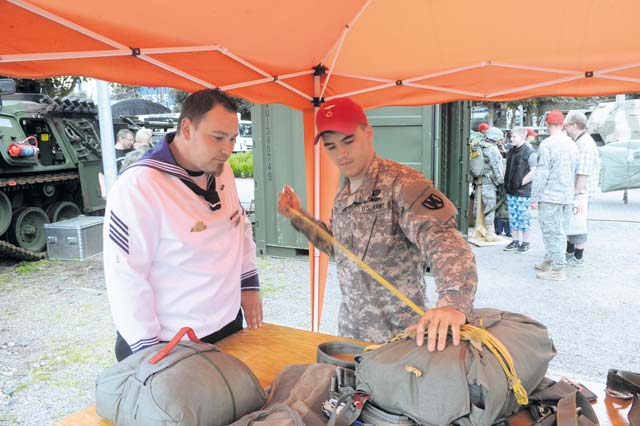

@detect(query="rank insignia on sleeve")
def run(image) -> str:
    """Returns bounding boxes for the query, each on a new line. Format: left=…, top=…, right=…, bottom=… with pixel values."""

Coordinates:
left=190, top=221, right=207, bottom=232
left=422, top=193, right=444, bottom=210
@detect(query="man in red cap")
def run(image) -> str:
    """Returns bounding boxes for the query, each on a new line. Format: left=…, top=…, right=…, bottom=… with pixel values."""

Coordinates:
left=278, top=97, right=477, bottom=350
left=478, top=122, right=490, bottom=134
left=526, top=128, right=538, bottom=146
left=530, top=110, right=578, bottom=281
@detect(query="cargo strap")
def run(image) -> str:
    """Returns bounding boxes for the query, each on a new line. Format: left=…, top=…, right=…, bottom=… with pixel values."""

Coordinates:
left=606, top=369, right=640, bottom=426
left=317, top=341, right=366, bottom=369
left=290, top=209, right=529, bottom=406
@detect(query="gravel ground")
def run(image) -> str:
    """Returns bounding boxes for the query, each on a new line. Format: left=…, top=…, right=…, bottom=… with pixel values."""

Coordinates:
left=0, top=189, right=638, bottom=426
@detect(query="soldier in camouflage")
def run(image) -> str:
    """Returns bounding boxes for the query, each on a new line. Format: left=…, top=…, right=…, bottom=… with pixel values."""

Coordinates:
left=530, top=110, right=578, bottom=281
left=121, top=127, right=153, bottom=171
left=478, top=127, right=506, bottom=241
left=278, top=97, right=477, bottom=351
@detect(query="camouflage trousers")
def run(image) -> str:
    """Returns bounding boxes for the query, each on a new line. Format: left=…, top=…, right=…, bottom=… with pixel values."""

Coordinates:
left=481, top=183, right=498, bottom=234
left=538, top=202, right=572, bottom=269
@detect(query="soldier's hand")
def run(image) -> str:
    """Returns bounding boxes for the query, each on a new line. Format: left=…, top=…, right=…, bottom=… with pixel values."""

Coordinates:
left=241, top=290, right=263, bottom=329
left=278, top=184, right=302, bottom=219
left=409, top=307, right=466, bottom=352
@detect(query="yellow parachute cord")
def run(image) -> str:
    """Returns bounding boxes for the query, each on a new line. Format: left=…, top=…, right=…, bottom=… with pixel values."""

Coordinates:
left=290, top=209, right=528, bottom=405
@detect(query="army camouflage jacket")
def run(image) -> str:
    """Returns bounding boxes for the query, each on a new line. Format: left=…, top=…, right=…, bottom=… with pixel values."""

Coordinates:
left=479, top=141, right=505, bottom=187
left=291, top=155, right=477, bottom=343
left=531, top=134, right=577, bottom=204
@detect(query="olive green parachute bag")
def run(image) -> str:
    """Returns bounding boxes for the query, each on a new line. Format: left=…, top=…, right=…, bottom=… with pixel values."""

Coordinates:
left=95, top=327, right=267, bottom=426
left=329, top=309, right=557, bottom=426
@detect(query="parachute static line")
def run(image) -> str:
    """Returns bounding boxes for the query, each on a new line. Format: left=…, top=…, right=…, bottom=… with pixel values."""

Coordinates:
left=289, top=208, right=529, bottom=405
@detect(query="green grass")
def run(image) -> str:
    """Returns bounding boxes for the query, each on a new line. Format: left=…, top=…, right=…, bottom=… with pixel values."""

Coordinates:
left=15, top=259, right=50, bottom=274
left=28, top=337, right=115, bottom=389
left=229, top=151, right=254, bottom=177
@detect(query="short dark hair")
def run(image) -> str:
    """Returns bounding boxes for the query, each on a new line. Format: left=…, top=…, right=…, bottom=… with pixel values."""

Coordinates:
left=177, top=89, right=238, bottom=135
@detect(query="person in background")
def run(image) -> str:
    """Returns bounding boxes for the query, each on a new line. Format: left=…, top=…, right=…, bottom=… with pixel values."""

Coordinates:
left=503, top=127, right=537, bottom=253
left=478, top=127, right=506, bottom=242
left=278, top=97, right=477, bottom=352
left=530, top=110, right=578, bottom=281
left=526, top=128, right=538, bottom=146
left=103, top=89, right=262, bottom=361
left=114, top=129, right=135, bottom=173
left=563, top=111, right=600, bottom=266
left=478, top=122, right=490, bottom=134
left=98, top=128, right=135, bottom=198
left=121, top=127, right=153, bottom=170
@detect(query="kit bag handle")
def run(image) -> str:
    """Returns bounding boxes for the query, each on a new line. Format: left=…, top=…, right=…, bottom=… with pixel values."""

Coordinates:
left=148, top=327, right=203, bottom=364
left=606, top=369, right=640, bottom=426
left=317, top=341, right=366, bottom=369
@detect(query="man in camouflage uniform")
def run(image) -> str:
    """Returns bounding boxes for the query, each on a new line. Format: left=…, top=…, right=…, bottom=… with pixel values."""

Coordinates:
left=278, top=97, right=477, bottom=351
left=478, top=127, right=506, bottom=241
left=531, top=110, right=578, bottom=281
left=121, top=127, right=153, bottom=170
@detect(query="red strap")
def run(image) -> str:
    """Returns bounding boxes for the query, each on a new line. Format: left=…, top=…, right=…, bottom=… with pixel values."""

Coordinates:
left=148, top=327, right=202, bottom=364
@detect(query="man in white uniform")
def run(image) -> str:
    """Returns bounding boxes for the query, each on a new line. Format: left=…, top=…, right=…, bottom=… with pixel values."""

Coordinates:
left=103, top=89, right=262, bottom=361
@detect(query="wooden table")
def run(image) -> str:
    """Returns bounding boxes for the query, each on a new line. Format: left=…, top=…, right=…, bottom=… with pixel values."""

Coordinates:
left=54, top=323, right=630, bottom=426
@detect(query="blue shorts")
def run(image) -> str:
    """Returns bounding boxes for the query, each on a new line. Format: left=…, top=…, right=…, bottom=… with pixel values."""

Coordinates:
left=507, top=194, right=532, bottom=231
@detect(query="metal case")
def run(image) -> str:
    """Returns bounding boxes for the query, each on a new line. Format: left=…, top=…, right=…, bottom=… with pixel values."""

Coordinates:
left=44, top=216, right=104, bottom=261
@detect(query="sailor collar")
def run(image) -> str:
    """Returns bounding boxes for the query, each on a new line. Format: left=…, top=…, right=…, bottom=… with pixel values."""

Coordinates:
left=126, top=132, right=222, bottom=211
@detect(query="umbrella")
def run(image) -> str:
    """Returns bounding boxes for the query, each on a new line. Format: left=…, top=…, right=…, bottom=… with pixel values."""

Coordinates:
left=3, top=0, right=640, bottom=329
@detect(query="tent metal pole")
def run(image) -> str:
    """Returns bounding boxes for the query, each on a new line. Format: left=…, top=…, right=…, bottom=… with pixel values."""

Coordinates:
left=0, top=50, right=128, bottom=63
left=312, top=74, right=321, bottom=332
left=404, top=82, right=483, bottom=98
left=138, top=56, right=214, bottom=88
left=491, top=62, right=580, bottom=75
left=487, top=74, right=583, bottom=98
left=96, top=80, right=117, bottom=196
left=595, top=74, right=640, bottom=84
left=8, top=0, right=127, bottom=49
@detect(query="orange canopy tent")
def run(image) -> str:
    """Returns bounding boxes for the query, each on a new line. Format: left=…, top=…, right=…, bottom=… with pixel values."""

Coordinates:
left=3, top=0, right=640, bottom=330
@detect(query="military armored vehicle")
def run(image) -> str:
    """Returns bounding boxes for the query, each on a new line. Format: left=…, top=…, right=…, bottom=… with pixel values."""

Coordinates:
left=0, top=78, right=105, bottom=260
left=588, top=100, right=640, bottom=145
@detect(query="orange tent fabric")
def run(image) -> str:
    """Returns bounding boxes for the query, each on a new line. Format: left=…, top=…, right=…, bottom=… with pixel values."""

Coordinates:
left=3, top=0, right=640, bottom=329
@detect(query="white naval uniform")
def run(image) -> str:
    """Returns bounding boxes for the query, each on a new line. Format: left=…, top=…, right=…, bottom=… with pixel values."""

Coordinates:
left=103, top=138, right=258, bottom=352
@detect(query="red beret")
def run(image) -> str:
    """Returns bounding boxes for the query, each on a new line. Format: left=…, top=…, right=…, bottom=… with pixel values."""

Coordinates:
left=526, top=128, right=538, bottom=137
left=545, top=109, right=565, bottom=125
left=478, top=123, right=490, bottom=131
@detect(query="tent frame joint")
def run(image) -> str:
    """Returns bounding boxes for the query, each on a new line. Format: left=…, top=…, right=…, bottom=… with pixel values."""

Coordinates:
left=396, top=80, right=403, bottom=86
left=585, top=71, right=594, bottom=78
left=312, top=96, right=324, bottom=107
left=131, top=48, right=141, bottom=56
left=314, top=64, right=327, bottom=76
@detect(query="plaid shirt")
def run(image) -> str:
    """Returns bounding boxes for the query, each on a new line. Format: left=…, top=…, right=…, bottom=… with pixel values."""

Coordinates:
left=575, top=132, right=600, bottom=197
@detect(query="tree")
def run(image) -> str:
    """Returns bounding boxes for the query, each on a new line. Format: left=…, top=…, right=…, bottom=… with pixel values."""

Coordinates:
left=110, top=83, right=141, bottom=100
left=5, top=76, right=83, bottom=97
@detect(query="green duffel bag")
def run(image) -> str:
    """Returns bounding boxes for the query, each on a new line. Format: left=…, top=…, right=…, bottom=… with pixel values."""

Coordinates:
left=354, top=309, right=557, bottom=426
left=95, top=327, right=266, bottom=426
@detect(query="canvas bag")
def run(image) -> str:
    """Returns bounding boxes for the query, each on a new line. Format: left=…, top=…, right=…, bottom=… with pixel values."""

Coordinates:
left=567, top=194, right=589, bottom=236
left=229, top=363, right=338, bottom=426
left=353, top=309, right=557, bottom=426
left=95, top=327, right=267, bottom=426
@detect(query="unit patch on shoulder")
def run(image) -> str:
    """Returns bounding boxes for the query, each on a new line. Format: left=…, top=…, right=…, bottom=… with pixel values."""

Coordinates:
left=422, top=193, right=444, bottom=210
left=190, top=221, right=207, bottom=232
